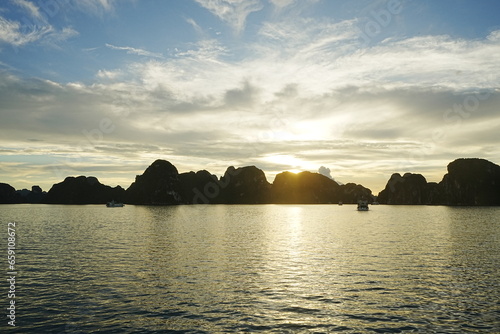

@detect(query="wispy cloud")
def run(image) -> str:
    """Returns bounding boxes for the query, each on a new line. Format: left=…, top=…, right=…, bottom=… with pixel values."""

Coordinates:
left=0, top=16, right=44, bottom=46
left=45, top=26, right=78, bottom=46
left=71, top=0, right=117, bottom=16
left=12, top=0, right=45, bottom=22
left=185, top=17, right=204, bottom=35
left=268, top=0, right=295, bottom=9
left=0, top=1, right=77, bottom=48
left=194, top=0, right=264, bottom=34
left=105, top=43, right=164, bottom=58
left=0, top=16, right=76, bottom=47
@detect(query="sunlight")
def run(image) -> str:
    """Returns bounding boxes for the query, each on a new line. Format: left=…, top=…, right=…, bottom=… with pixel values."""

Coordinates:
left=287, top=169, right=302, bottom=174
left=261, top=154, right=303, bottom=172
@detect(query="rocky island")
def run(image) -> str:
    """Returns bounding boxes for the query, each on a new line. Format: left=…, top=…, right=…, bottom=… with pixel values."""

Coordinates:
left=377, top=158, right=500, bottom=205
left=1, top=158, right=499, bottom=206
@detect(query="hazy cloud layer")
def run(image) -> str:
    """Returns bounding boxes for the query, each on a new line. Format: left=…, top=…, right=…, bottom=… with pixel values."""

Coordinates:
left=1, top=1, right=499, bottom=192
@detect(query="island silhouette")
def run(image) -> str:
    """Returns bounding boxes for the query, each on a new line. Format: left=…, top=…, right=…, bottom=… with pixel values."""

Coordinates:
left=1, top=158, right=499, bottom=206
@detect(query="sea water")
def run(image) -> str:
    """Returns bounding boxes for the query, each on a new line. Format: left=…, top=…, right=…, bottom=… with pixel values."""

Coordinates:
left=1, top=204, right=499, bottom=333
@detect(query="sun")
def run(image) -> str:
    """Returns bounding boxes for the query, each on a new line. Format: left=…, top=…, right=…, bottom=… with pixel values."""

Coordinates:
left=287, top=169, right=302, bottom=174
left=262, top=154, right=305, bottom=173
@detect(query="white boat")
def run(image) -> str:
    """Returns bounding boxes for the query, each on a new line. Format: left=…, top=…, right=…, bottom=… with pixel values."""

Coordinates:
left=357, top=199, right=369, bottom=211
left=106, top=200, right=124, bottom=207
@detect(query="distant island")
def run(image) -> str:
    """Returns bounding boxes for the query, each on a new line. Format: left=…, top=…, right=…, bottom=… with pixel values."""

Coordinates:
left=1, top=158, right=499, bottom=206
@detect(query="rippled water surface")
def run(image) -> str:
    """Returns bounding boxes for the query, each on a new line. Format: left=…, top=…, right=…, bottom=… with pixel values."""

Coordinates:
left=1, top=204, right=499, bottom=333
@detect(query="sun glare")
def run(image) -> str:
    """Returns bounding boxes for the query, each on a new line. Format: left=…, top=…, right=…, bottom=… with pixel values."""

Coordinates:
left=261, top=154, right=308, bottom=174
left=287, top=169, right=302, bottom=174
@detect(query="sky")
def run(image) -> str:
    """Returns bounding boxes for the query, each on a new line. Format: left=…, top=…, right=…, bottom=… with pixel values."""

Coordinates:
left=0, top=0, right=499, bottom=193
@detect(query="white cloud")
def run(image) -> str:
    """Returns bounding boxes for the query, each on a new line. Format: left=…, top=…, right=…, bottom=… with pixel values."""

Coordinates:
left=195, top=0, right=264, bottom=34
left=12, top=0, right=45, bottom=22
left=0, top=4, right=77, bottom=48
left=2, top=60, right=499, bottom=192
left=45, top=26, right=78, bottom=45
left=268, top=0, right=320, bottom=12
left=97, top=69, right=122, bottom=80
left=0, top=17, right=76, bottom=47
left=268, top=0, right=295, bottom=9
left=186, top=17, right=204, bottom=35
left=487, top=30, right=500, bottom=42
left=0, top=16, right=44, bottom=46
left=318, top=166, right=332, bottom=179
left=105, top=43, right=164, bottom=58
left=72, top=0, right=116, bottom=16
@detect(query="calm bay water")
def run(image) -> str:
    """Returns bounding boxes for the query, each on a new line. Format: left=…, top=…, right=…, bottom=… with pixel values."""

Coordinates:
left=1, top=204, right=499, bottom=333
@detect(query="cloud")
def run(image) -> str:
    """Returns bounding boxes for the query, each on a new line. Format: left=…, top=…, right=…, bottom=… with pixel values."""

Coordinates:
left=268, top=0, right=295, bottom=9
left=96, top=69, right=122, bottom=80
left=70, top=0, right=117, bottom=16
left=185, top=17, right=204, bottom=35
left=105, top=43, right=164, bottom=58
left=12, top=0, right=45, bottom=22
left=1, top=6, right=500, bottom=192
left=268, top=0, right=320, bottom=12
left=194, top=0, right=264, bottom=34
left=0, top=2, right=78, bottom=48
left=224, top=80, right=260, bottom=108
left=0, top=17, right=77, bottom=47
left=45, top=26, right=78, bottom=45
left=488, top=30, right=500, bottom=42
left=0, top=16, right=45, bottom=46
left=318, top=166, right=332, bottom=178
left=2, top=61, right=498, bottom=192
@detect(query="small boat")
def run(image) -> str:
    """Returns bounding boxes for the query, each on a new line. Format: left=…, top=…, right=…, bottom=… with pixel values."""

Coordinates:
left=338, top=201, right=343, bottom=206
left=106, top=200, right=124, bottom=207
left=357, top=199, right=369, bottom=211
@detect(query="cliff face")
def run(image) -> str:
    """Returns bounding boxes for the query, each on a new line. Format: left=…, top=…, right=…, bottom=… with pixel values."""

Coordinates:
left=16, top=186, right=47, bottom=203
left=271, top=171, right=341, bottom=204
left=339, top=183, right=373, bottom=204
left=129, top=164, right=272, bottom=204
left=125, top=159, right=182, bottom=205
left=218, top=166, right=272, bottom=204
left=377, top=159, right=500, bottom=205
left=178, top=170, right=220, bottom=204
left=0, top=183, right=22, bottom=204
left=440, top=158, right=500, bottom=205
left=43, top=176, right=125, bottom=204
left=10, top=157, right=499, bottom=206
left=130, top=163, right=370, bottom=205
left=377, top=173, right=432, bottom=205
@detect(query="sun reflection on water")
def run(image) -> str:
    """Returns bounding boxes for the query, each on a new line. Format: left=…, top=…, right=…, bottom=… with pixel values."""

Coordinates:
left=3, top=204, right=499, bottom=333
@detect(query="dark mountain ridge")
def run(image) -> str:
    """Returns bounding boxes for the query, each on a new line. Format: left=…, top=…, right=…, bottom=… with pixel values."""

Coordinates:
left=43, top=176, right=125, bottom=205
left=2, top=158, right=499, bottom=205
left=377, top=158, right=500, bottom=205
